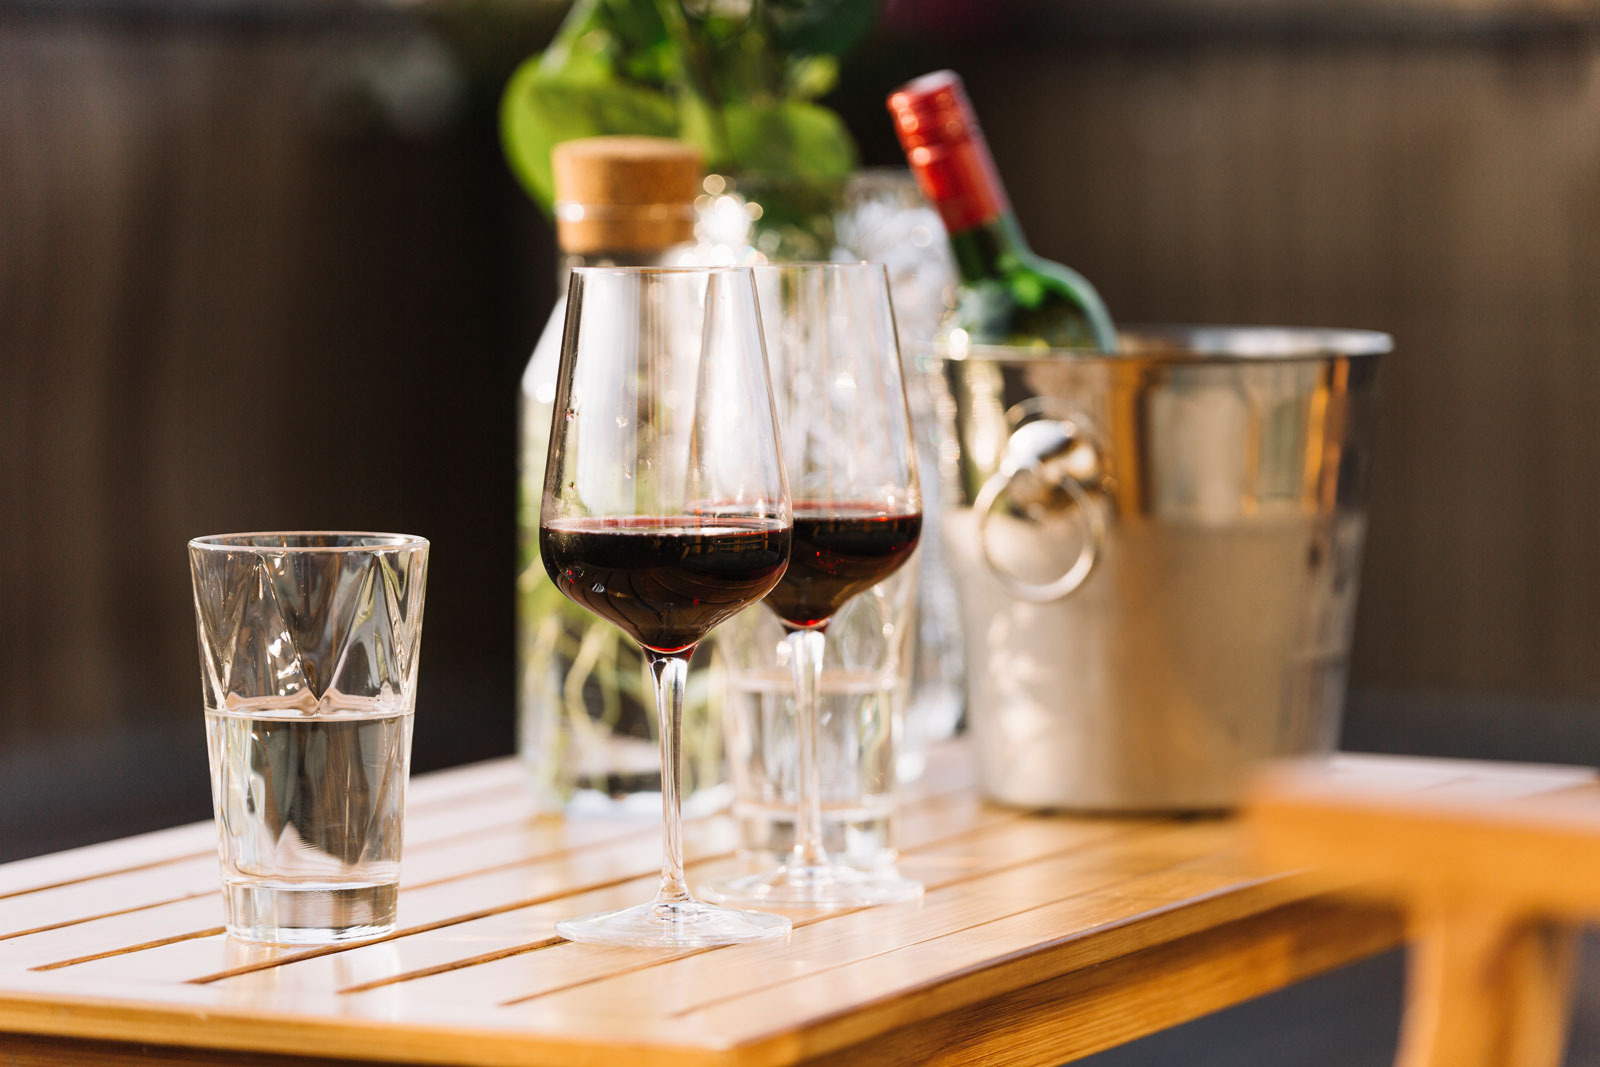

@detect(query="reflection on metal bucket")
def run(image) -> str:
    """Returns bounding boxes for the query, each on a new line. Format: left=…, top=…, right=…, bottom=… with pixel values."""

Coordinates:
left=934, top=327, right=1391, bottom=811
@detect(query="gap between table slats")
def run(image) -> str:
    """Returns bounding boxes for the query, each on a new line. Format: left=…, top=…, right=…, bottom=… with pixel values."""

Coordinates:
left=0, top=759, right=532, bottom=901
left=310, top=814, right=1168, bottom=1006
left=0, top=763, right=548, bottom=934
left=180, top=793, right=1031, bottom=1000
left=2, top=747, right=983, bottom=980
left=0, top=741, right=976, bottom=959
left=0, top=814, right=655, bottom=944
left=40, top=786, right=1019, bottom=984
left=487, top=820, right=1241, bottom=1018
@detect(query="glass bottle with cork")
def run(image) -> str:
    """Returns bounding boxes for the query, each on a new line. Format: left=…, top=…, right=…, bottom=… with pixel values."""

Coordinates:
left=517, top=136, right=731, bottom=816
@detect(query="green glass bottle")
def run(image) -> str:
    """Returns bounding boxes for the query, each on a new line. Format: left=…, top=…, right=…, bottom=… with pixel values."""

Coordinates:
left=888, top=70, right=1117, bottom=351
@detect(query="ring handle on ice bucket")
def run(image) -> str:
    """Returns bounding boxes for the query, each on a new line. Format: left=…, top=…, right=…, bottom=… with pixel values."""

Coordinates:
left=973, top=419, right=1105, bottom=604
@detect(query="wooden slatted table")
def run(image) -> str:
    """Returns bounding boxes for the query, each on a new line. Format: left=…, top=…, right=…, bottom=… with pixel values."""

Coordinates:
left=11, top=744, right=1566, bottom=1067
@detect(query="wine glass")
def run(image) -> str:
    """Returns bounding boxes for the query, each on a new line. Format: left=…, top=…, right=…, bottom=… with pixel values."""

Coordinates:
left=703, top=262, right=924, bottom=908
left=541, top=266, right=793, bottom=947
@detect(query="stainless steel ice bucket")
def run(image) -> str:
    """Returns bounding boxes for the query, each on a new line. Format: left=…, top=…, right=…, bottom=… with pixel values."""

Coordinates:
left=934, top=326, right=1391, bottom=811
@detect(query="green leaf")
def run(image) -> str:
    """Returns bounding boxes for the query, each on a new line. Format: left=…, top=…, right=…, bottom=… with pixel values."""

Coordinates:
left=784, top=54, right=838, bottom=99
left=600, top=0, right=678, bottom=80
left=500, top=64, right=680, bottom=212
left=600, top=0, right=673, bottom=50
left=622, top=35, right=686, bottom=85
left=538, top=0, right=680, bottom=84
left=764, top=0, right=877, bottom=58
left=674, top=90, right=724, bottom=164
left=722, top=98, right=857, bottom=181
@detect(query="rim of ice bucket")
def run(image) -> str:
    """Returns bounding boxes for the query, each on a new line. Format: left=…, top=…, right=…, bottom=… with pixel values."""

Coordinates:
left=934, top=325, right=1393, bottom=365
left=189, top=532, right=429, bottom=553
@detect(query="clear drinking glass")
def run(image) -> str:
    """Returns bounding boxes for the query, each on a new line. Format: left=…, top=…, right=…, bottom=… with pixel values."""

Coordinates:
left=714, top=557, right=916, bottom=870
left=833, top=170, right=967, bottom=778
left=539, top=266, right=793, bottom=947
left=703, top=262, right=924, bottom=908
left=188, top=532, right=429, bottom=944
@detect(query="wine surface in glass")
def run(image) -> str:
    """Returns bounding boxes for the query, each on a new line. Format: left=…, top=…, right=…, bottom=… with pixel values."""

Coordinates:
left=540, top=517, right=791, bottom=654
left=763, top=504, right=922, bottom=630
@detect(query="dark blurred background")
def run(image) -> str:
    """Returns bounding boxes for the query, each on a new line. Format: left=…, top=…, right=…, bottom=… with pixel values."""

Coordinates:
left=2, top=0, right=1599, bottom=1059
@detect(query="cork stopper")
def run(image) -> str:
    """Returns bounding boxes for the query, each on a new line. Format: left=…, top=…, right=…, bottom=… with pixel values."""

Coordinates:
left=551, top=137, right=703, bottom=254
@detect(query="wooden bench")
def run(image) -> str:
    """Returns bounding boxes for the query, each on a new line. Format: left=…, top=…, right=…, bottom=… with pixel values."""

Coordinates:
left=1249, top=753, right=1600, bottom=1067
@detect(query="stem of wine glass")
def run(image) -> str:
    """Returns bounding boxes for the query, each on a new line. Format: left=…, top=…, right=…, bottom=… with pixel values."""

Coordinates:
left=785, top=626, right=830, bottom=874
left=648, top=651, right=693, bottom=906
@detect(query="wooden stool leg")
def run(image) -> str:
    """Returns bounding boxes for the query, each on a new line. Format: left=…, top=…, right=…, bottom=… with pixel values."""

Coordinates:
left=1395, top=900, right=1579, bottom=1067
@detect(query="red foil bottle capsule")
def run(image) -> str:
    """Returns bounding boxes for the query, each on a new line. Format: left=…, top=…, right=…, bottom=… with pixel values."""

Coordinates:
left=887, top=70, right=1010, bottom=236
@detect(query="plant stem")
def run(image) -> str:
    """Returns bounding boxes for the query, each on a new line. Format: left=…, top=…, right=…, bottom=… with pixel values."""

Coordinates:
left=652, top=0, right=730, bottom=165
left=752, top=0, right=783, bottom=98
left=539, top=0, right=604, bottom=75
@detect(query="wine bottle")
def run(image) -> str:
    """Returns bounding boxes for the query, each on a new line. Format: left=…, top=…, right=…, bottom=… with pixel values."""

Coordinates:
left=520, top=137, right=702, bottom=589
left=887, top=70, right=1117, bottom=351
left=517, top=136, right=711, bottom=811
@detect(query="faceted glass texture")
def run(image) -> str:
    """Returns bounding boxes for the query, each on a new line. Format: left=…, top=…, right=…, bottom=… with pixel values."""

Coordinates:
left=189, top=533, right=428, bottom=716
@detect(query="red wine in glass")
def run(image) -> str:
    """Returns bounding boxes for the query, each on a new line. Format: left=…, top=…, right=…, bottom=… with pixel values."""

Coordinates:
left=763, top=504, right=922, bottom=631
left=541, top=517, right=790, bottom=654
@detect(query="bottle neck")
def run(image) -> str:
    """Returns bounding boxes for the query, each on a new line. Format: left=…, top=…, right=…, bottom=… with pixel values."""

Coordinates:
left=946, top=212, right=1033, bottom=286
left=897, top=102, right=1030, bottom=284
left=554, top=245, right=683, bottom=296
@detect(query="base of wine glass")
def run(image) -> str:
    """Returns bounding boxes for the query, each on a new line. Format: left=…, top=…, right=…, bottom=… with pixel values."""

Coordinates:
left=555, top=897, right=791, bottom=948
left=701, top=863, right=924, bottom=909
